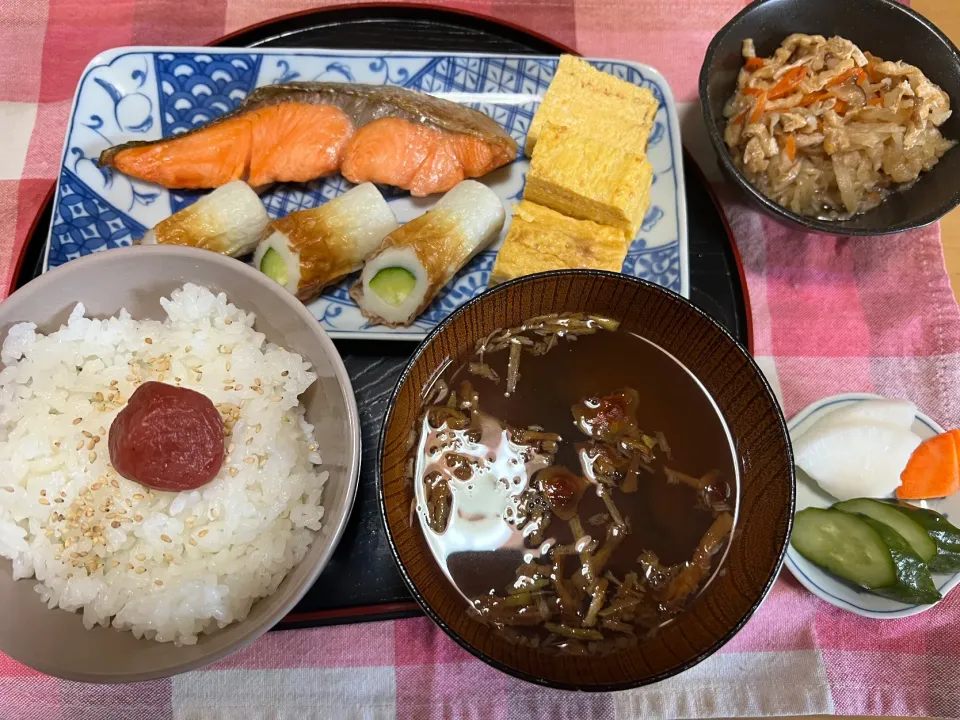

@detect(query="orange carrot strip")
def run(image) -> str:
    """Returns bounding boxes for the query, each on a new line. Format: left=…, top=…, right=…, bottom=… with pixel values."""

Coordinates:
left=856, top=69, right=869, bottom=87
left=826, top=67, right=860, bottom=88
left=785, top=134, right=796, bottom=162
left=743, top=87, right=764, bottom=96
left=732, top=110, right=748, bottom=125
left=801, top=91, right=832, bottom=106
left=867, top=97, right=883, bottom=107
left=898, top=430, right=960, bottom=500
left=768, top=67, right=808, bottom=100
left=744, top=58, right=764, bottom=71
left=748, top=92, right=767, bottom=123
left=833, top=99, right=849, bottom=115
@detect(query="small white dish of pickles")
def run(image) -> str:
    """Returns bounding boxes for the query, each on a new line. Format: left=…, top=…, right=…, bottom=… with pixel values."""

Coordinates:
left=784, top=393, right=960, bottom=619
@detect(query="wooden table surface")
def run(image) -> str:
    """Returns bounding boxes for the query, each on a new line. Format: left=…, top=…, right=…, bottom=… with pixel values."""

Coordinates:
left=916, top=0, right=960, bottom=303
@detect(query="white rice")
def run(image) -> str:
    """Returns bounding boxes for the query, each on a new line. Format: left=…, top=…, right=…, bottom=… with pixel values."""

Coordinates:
left=0, top=283, right=327, bottom=644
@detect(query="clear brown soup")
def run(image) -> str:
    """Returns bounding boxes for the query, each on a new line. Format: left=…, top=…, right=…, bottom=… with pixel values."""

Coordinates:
left=411, top=315, right=738, bottom=655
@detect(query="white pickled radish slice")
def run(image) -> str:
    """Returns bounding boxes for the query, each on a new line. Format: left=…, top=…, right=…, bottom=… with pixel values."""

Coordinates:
left=816, top=399, right=917, bottom=432
left=794, top=423, right=922, bottom=501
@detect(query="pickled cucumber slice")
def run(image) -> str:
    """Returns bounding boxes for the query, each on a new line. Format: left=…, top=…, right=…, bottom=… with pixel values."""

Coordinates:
left=791, top=508, right=941, bottom=604
left=792, top=508, right=895, bottom=587
left=888, top=502, right=960, bottom=573
left=833, top=498, right=936, bottom=563
left=857, top=515, right=941, bottom=604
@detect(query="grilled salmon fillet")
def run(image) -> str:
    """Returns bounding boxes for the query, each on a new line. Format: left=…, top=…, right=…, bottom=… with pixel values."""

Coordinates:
left=340, top=118, right=515, bottom=197
left=99, top=82, right=518, bottom=197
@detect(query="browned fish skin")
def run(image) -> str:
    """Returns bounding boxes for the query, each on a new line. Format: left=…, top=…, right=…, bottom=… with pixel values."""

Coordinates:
left=99, top=82, right=517, bottom=169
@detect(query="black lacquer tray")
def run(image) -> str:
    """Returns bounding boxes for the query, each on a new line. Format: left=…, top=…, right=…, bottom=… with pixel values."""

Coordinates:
left=14, top=4, right=751, bottom=628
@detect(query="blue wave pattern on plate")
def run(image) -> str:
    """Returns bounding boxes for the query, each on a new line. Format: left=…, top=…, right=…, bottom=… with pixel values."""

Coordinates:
left=49, top=170, right=148, bottom=268
left=49, top=50, right=685, bottom=337
left=154, top=53, right=262, bottom=213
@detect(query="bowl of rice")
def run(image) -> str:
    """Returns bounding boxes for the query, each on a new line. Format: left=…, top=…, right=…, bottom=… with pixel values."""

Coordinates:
left=0, top=245, right=360, bottom=682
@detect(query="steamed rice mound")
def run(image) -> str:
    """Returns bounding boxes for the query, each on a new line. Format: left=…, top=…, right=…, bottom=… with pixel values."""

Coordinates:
left=0, top=284, right=327, bottom=644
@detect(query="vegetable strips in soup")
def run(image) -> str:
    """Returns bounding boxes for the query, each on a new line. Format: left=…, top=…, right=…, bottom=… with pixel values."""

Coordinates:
left=724, top=34, right=955, bottom=219
left=409, top=314, right=739, bottom=655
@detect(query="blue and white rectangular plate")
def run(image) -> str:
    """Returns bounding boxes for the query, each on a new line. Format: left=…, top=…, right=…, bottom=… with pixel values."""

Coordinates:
left=46, top=47, right=688, bottom=340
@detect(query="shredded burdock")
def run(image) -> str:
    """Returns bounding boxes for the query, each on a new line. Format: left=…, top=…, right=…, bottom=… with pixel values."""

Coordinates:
left=724, top=34, right=954, bottom=219
left=411, top=314, right=734, bottom=656
left=453, top=382, right=734, bottom=655
left=470, top=313, right=621, bottom=394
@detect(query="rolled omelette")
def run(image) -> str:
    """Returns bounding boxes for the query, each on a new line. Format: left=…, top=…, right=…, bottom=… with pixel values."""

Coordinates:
left=349, top=179, right=505, bottom=327
left=141, top=180, right=270, bottom=257
left=253, top=183, right=399, bottom=303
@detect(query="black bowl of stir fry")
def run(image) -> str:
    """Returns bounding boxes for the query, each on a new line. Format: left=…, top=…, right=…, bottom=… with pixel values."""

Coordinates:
left=700, top=0, right=960, bottom=235
left=378, top=271, right=793, bottom=690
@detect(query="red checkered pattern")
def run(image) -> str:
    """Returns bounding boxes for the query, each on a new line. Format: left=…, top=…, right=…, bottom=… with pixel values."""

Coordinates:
left=1, top=0, right=959, bottom=717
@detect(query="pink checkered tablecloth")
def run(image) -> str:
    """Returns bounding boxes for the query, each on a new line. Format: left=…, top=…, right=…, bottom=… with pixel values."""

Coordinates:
left=2, top=0, right=960, bottom=717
